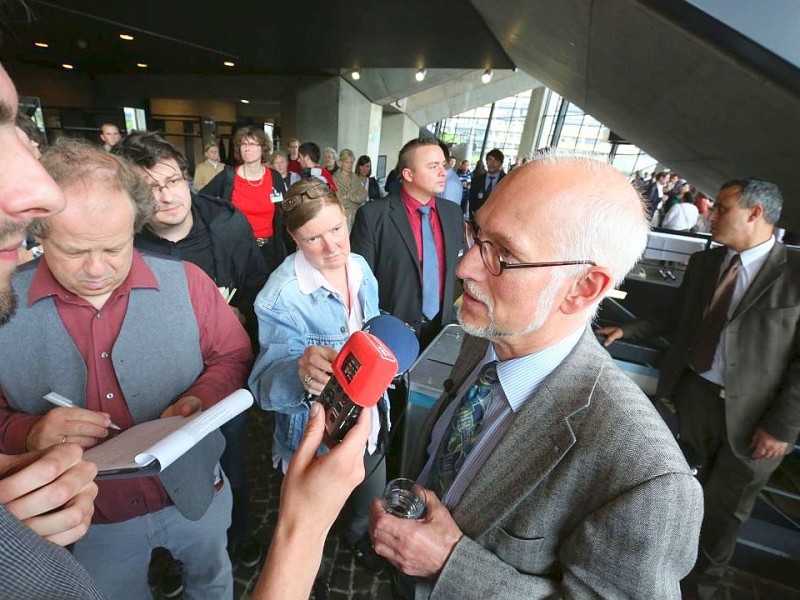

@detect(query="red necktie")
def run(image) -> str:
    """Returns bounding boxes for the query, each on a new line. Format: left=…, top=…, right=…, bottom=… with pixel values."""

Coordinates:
left=690, top=254, right=741, bottom=373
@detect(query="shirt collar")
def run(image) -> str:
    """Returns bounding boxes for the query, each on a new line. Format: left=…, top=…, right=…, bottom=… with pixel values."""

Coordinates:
left=401, top=187, right=436, bottom=211
left=488, top=327, right=584, bottom=412
left=295, top=251, right=363, bottom=296
left=727, top=236, right=774, bottom=270
left=28, top=249, right=159, bottom=306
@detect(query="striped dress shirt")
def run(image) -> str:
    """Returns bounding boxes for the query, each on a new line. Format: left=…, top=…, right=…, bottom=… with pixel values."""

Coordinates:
left=419, top=327, right=584, bottom=508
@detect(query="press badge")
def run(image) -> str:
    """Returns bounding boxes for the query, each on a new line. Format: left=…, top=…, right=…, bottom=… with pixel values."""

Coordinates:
left=270, top=190, right=284, bottom=204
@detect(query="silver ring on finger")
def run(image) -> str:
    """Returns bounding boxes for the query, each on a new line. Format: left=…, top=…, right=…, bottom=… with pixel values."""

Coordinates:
left=61, top=435, right=67, bottom=444
left=303, top=374, right=313, bottom=386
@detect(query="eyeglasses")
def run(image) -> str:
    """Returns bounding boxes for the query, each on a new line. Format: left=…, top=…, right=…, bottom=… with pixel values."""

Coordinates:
left=149, top=175, right=186, bottom=195
left=240, top=141, right=261, bottom=149
left=464, top=219, right=596, bottom=276
left=283, top=181, right=332, bottom=211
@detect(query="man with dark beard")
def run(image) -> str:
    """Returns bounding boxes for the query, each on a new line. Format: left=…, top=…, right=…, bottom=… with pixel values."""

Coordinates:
left=369, top=154, right=704, bottom=600
left=0, top=60, right=102, bottom=599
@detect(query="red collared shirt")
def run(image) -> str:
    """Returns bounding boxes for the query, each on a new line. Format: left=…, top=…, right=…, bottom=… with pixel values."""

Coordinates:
left=400, top=188, right=446, bottom=308
left=0, top=251, right=252, bottom=523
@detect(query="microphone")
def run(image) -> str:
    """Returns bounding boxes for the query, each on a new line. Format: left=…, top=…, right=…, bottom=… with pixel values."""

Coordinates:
left=361, top=314, right=419, bottom=374
left=318, top=315, right=420, bottom=444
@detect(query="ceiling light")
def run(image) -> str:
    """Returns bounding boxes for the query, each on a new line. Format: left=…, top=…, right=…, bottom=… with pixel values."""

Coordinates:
left=240, top=99, right=250, bottom=104
left=119, top=34, right=134, bottom=41
left=34, top=41, right=49, bottom=48
left=137, top=62, right=148, bottom=68
left=62, top=63, right=74, bottom=70
left=223, top=61, right=235, bottom=67
left=481, top=69, right=494, bottom=84
left=415, top=68, right=427, bottom=82
left=351, top=68, right=361, bottom=81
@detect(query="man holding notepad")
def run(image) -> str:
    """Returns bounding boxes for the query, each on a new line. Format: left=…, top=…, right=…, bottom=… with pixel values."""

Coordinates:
left=115, top=130, right=269, bottom=572
left=0, top=138, right=252, bottom=599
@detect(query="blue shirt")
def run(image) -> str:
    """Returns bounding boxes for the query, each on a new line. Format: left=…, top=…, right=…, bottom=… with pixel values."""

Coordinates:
left=441, top=168, right=464, bottom=205
left=418, top=328, right=584, bottom=508
left=248, top=252, right=381, bottom=466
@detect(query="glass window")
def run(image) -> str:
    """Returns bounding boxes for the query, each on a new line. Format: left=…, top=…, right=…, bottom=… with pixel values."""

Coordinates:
left=428, top=86, right=672, bottom=178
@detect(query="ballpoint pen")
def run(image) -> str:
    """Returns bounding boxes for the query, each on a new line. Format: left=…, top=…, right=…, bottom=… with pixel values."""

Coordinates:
left=43, top=391, right=122, bottom=431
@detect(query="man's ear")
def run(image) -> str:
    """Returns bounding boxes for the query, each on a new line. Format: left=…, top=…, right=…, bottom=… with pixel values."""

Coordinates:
left=560, top=267, right=613, bottom=315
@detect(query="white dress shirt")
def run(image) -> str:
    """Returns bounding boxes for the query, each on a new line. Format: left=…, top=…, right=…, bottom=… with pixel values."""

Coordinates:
left=701, top=236, right=775, bottom=386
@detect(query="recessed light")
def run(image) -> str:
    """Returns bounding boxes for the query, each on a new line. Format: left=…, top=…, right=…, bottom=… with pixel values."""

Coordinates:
left=415, top=68, right=427, bottom=82
left=34, top=42, right=49, bottom=48
left=62, top=63, right=74, bottom=70
left=136, top=62, right=148, bottom=68
left=240, top=99, right=250, bottom=104
left=351, top=68, right=361, bottom=80
left=223, top=61, right=235, bottom=67
left=119, top=34, right=134, bottom=41
left=481, top=69, right=494, bottom=84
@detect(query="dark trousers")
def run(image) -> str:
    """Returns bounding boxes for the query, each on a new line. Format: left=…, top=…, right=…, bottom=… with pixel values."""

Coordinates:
left=675, top=372, right=783, bottom=598
left=220, top=411, right=251, bottom=544
left=337, top=449, right=387, bottom=545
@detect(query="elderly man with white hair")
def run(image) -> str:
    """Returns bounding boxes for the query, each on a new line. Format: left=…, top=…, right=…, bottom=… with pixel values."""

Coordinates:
left=370, top=153, right=704, bottom=600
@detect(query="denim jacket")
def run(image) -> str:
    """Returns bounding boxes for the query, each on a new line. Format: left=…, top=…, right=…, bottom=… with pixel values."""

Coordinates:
left=248, top=252, right=380, bottom=464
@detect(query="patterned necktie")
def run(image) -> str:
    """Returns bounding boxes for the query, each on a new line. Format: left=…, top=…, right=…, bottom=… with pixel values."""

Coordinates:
left=429, top=361, right=499, bottom=498
left=418, top=205, right=440, bottom=320
left=690, top=254, right=741, bottom=373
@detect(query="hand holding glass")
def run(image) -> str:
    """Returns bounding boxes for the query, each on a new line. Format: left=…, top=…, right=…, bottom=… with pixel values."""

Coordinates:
left=381, top=478, right=427, bottom=520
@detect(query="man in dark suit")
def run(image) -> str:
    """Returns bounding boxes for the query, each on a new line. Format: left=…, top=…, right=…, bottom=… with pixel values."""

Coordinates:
left=351, top=137, right=464, bottom=349
left=370, top=155, right=702, bottom=599
left=467, top=148, right=506, bottom=216
left=0, top=60, right=102, bottom=599
left=599, top=178, right=800, bottom=599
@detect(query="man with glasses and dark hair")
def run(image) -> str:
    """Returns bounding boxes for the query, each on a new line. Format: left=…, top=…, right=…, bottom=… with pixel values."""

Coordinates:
left=113, top=131, right=268, bottom=588
left=369, top=153, right=703, bottom=599
left=114, top=131, right=268, bottom=331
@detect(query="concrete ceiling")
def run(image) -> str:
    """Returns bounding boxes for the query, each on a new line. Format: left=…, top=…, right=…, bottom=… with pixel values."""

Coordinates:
left=472, top=0, right=800, bottom=230
left=4, top=0, right=514, bottom=74
left=4, top=0, right=800, bottom=228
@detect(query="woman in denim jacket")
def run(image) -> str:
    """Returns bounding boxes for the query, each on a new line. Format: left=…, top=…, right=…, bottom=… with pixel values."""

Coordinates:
left=248, top=179, right=386, bottom=565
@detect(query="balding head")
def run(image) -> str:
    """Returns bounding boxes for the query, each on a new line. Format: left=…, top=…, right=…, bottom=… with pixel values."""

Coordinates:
left=478, top=154, right=648, bottom=287
left=459, top=153, right=649, bottom=358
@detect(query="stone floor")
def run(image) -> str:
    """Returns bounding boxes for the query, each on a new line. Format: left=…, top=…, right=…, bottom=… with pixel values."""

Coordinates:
left=150, top=408, right=799, bottom=600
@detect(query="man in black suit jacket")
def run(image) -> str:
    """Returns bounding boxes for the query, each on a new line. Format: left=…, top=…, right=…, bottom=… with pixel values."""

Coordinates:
left=351, top=138, right=464, bottom=349
left=599, top=178, right=800, bottom=599
left=468, top=148, right=506, bottom=216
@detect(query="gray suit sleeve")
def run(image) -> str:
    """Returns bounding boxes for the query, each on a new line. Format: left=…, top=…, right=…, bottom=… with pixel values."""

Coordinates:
left=0, top=504, right=103, bottom=599
left=423, top=473, right=703, bottom=600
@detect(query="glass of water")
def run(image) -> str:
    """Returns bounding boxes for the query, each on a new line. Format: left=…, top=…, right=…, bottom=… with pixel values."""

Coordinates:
left=381, top=478, right=427, bottom=520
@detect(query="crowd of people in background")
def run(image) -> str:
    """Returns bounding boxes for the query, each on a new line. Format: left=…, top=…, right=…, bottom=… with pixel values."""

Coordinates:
left=636, top=170, right=713, bottom=234
left=6, top=95, right=797, bottom=600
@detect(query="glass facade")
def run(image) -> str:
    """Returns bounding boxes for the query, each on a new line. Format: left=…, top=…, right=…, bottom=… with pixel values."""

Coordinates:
left=429, top=88, right=659, bottom=178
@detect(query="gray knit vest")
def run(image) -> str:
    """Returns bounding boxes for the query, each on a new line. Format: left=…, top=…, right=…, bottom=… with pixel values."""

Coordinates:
left=0, top=254, right=224, bottom=520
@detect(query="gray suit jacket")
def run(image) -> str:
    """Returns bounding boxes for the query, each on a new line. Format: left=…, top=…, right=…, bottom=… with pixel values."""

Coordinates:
left=407, top=329, right=703, bottom=599
left=621, top=243, right=800, bottom=456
